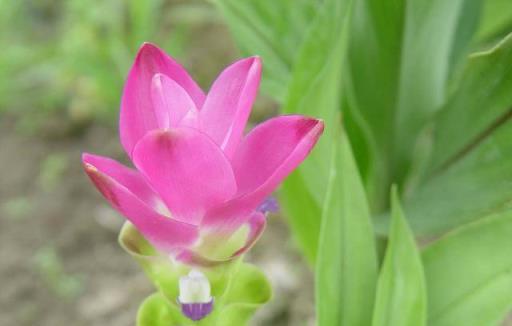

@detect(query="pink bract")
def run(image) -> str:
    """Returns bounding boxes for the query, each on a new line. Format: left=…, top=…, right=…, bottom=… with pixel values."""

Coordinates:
left=82, top=43, right=324, bottom=265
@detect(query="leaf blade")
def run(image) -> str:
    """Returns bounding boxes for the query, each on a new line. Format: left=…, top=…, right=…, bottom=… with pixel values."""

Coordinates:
left=346, top=0, right=483, bottom=190
left=376, top=116, right=512, bottom=237
left=422, top=210, right=512, bottom=326
left=371, top=188, right=426, bottom=326
left=316, top=131, right=378, bottom=326
left=431, top=33, right=512, bottom=171
left=279, top=0, right=353, bottom=264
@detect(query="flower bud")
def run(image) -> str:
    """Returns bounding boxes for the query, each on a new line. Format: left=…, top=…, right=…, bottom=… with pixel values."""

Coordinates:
left=178, top=269, right=214, bottom=321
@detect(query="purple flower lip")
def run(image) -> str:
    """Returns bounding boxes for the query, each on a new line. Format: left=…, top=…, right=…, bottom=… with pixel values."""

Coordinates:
left=179, top=298, right=214, bottom=321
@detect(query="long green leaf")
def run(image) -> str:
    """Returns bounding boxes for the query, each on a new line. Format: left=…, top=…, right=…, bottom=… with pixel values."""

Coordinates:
left=279, top=171, right=321, bottom=263
left=371, top=188, right=426, bottom=326
left=346, top=0, right=482, bottom=190
left=376, top=123, right=512, bottom=236
left=373, top=34, right=512, bottom=236
left=213, top=0, right=317, bottom=100
left=477, top=0, right=512, bottom=42
left=393, top=0, right=482, bottom=183
left=279, top=0, right=352, bottom=264
left=316, top=131, right=378, bottom=326
left=422, top=210, right=512, bottom=325
left=430, top=33, right=512, bottom=171
left=346, top=0, right=405, bottom=188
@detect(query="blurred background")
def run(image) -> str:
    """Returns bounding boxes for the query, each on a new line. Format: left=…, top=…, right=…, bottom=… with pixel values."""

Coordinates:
left=0, top=0, right=314, bottom=325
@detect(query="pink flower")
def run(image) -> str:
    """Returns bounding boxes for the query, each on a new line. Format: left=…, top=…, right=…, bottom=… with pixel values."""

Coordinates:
left=82, top=43, right=324, bottom=265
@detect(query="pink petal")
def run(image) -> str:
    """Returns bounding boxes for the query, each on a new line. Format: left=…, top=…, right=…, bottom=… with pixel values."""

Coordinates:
left=132, top=128, right=237, bottom=225
left=233, top=115, right=324, bottom=195
left=120, top=43, right=205, bottom=157
left=199, top=57, right=261, bottom=158
left=150, top=74, right=199, bottom=129
left=82, top=153, right=157, bottom=207
left=82, top=157, right=198, bottom=254
left=202, top=115, right=324, bottom=230
left=179, top=106, right=199, bottom=128
left=177, top=212, right=266, bottom=267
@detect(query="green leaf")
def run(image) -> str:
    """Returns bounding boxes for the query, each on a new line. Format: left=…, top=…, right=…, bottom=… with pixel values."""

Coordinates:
left=430, top=33, right=512, bottom=171
left=346, top=0, right=483, bottom=189
left=346, top=0, right=405, bottom=186
left=477, top=0, right=512, bottom=42
left=375, top=34, right=512, bottom=236
left=371, top=188, right=426, bottom=326
left=213, top=0, right=317, bottom=100
left=422, top=210, right=512, bottom=326
left=280, top=0, right=353, bottom=264
left=376, top=116, right=512, bottom=237
left=393, top=0, right=482, bottom=183
left=316, top=131, right=378, bottom=326
left=279, top=171, right=322, bottom=263
left=281, top=0, right=351, bottom=199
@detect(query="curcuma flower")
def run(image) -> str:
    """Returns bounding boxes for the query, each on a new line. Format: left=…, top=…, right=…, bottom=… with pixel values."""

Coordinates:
left=82, top=43, right=324, bottom=265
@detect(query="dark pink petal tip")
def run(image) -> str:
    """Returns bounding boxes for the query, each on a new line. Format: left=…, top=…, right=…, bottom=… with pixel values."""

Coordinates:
left=201, top=115, right=324, bottom=231
left=120, top=42, right=205, bottom=157
left=199, top=56, right=262, bottom=157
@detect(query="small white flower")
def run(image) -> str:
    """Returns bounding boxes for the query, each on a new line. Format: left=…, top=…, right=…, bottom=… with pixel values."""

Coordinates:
left=179, top=269, right=212, bottom=304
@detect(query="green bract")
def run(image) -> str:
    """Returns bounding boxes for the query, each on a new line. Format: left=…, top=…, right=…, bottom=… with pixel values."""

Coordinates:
left=119, top=222, right=271, bottom=326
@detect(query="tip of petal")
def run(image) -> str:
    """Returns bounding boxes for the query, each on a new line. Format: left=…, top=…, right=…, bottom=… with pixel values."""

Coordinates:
left=134, top=42, right=165, bottom=65
left=152, top=72, right=164, bottom=82
left=81, top=152, right=90, bottom=161
left=294, top=117, right=325, bottom=141
left=82, top=162, right=100, bottom=177
left=81, top=152, right=95, bottom=168
left=138, top=41, right=158, bottom=52
left=231, top=56, right=262, bottom=74
left=81, top=152, right=100, bottom=165
left=249, top=56, right=262, bottom=72
left=249, top=55, right=262, bottom=65
left=314, top=118, right=325, bottom=133
left=151, top=73, right=165, bottom=93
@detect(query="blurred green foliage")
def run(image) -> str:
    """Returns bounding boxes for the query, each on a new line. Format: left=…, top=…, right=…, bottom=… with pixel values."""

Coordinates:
left=34, top=246, right=83, bottom=299
left=38, top=152, right=69, bottom=191
left=1, top=196, right=33, bottom=220
left=0, top=0, right=216, bottom=131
